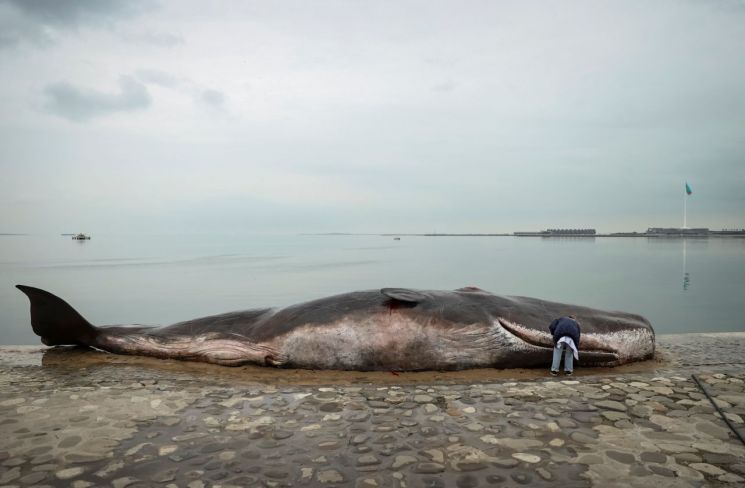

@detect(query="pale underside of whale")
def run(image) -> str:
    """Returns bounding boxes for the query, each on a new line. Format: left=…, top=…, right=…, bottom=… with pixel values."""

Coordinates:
left=16, top=285, right=655, bottom=371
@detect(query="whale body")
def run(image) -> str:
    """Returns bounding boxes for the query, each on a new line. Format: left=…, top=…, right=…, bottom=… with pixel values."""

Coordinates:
left=16, top=285, right=655, bottom=370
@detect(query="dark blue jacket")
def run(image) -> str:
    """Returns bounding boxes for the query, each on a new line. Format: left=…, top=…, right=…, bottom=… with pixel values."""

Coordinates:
left=549, top=317, right=581, bottom=346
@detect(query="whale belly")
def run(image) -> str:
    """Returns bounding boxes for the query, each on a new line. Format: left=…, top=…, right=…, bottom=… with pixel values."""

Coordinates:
left=275, top=317, right=504, bottom=371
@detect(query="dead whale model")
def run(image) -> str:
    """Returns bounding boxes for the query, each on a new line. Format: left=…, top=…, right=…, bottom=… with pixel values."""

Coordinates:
left=16, top=285, right=655, bottom=371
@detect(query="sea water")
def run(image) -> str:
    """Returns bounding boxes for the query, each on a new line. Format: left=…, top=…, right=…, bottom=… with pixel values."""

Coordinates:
left=1, top=233, right=743, bottom=345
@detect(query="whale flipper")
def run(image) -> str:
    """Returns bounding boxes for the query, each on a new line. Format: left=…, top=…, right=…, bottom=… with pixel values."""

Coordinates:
left=16, top=285, right=98, bottom=346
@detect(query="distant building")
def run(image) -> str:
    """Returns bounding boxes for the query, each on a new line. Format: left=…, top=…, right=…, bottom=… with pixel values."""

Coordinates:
left=545, top=229, right=596, bottom=235
left=646, top=227, right=709, bottom=235
left=710, top=229, right=745, bottom=236
left=514, top=228, right=596, bottom=236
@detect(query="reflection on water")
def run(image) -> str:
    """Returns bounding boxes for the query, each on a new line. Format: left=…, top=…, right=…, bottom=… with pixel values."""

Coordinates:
left=683, top=239, right=690, bottom=291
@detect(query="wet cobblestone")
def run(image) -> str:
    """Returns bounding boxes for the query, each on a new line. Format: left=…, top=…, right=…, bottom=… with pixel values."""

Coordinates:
left=1, top=333, right=745, bottom=487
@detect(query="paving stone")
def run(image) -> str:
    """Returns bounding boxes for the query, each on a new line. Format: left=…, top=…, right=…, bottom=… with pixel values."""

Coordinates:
left=692, top=442, right=734, bottom=454
left=417, top=476, right=445, bottom=488
left=0, top=466, right=21, bottom=484
left=702, top=452, right=743, bottom=465
left=414, top=395, right=434, bottom=403
left=456, top=461, right=487, bottom=472
left=19, top=471, right=48, bottom=484
left=606, top=450, right=635, bottom=464
left=357, top=454, right=380, bottom=466
left=56, top=467, right=85, bottom=480
left=719, top=473, right=745, bottom=483
left=485, top=474, right=506, bottom=483
left=58, top=435, right=83, bottom=448
left=392, top=455, right=417, bottom=469
left=640, top=451, right=667, bottom=463
left=694, top=421, right=730, bottom=440
left=657, top=443, right=697, bottom=454
left=512, top=452, right=541, bottom=463
left=112, top=477, right=140, bottom=488
left=423, top=449, right=444, bottom=464
left=413, top=462, right=445, bottom=474
left=71, top=481, right=95, bottom=488
left=510, top=472, right=533, bottom=485
left=356, top=477, right=381, bottom=488
left=601, top=411, right=629, bottom=421
left=572, top=412, right=601, bottom=424
left=3, top=457, right=25, bottom=468
left=265, top=469, right=289, bottom=479
left=536, top=467, right=552, bottom=480
left=689, top=463, right=726, bottom=476
left=317, top=469, right=345, bottom=483
left=480, top=435, right=542, bottom=449
left=151, top=468, right=178, bottom=483
left=569, top=431, right=598, bottom=444
left=649, top=465, right=676, bottom=477
left=596, top=400, right=627, bottom=411
left=492, top=458, right=519, bottom=468
left=575, top=454, right=604, bottom=465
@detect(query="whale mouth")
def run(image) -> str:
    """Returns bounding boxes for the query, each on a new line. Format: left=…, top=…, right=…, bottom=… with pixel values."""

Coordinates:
left=498, top=318, right=620, bottom=364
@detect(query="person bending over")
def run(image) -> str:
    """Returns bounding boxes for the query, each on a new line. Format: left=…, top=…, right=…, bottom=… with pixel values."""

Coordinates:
left=549, top=315, right=580, bottom=376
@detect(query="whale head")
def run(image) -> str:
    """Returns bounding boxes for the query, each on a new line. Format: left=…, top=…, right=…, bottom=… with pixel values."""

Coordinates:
left=459, top=287, right=655, bottom=366
left=381, top=287, right=655, bottom=367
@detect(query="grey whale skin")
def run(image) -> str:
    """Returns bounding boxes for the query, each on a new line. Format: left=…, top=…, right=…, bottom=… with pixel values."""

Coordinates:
left=16, top=285, right=655, bottom=371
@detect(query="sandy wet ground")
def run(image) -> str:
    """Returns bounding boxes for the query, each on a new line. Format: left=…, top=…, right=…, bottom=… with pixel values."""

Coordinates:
left=0, top=333, right=696, bottom=387
left=1, top=333, right=745, bottom=487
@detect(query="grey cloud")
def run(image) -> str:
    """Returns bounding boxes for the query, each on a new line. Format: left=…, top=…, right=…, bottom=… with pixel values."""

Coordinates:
left=200, top=89, right=225, bottom=108
left=0, top=2, right=50, bottom=47
left=122, top=30, right=183, bottom=47
left=43, top=76, right=151, bottom=122
left=433, top=81, right=457, bottom=93
left=5, top=0, right=152, bottom=27
left=136, top=69, right=180, bottom=88
left=0, top=0, right=154, bottom=47
left=136, top=70, right=226, bottom=110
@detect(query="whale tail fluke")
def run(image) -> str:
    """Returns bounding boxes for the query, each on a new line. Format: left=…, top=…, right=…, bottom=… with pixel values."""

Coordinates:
left=16, top=285, right=98, bottom=346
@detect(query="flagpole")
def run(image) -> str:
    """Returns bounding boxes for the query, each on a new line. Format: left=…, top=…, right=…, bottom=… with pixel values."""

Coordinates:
left=684, top=191, right=687, bottom=229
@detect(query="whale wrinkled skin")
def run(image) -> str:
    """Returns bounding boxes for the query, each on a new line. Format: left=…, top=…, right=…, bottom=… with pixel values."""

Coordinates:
left=16, top=285, right=655, bottom=371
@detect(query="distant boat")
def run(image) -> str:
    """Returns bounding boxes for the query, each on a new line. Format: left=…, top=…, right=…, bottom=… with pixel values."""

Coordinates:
left=72, top=233, right=90, bottom=240
left=394, top=237, right=401, bottom=240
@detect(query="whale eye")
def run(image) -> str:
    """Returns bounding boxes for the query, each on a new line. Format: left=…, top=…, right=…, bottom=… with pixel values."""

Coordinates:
left=380, top=288, right=426, bottom=303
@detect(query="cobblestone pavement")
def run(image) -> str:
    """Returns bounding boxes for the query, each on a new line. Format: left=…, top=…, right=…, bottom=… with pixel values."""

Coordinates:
left=1, top=333, right=745, bottom=488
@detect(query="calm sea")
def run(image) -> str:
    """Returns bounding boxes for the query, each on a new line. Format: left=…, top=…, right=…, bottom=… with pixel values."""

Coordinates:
left=1, top=234, right=743, bottom=345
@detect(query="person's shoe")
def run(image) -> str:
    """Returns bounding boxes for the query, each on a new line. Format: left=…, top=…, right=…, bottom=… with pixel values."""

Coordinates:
left=565, top=371, right=573, bottom=376
left=550, top=370, right=559, bottom=376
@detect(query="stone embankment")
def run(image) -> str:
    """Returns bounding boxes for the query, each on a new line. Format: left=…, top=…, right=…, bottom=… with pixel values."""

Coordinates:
left=1, top=332, right=744, bottom=488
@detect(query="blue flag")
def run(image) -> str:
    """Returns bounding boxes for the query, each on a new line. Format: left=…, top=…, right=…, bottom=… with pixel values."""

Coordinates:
left=685, top=182, right=692, bottom=195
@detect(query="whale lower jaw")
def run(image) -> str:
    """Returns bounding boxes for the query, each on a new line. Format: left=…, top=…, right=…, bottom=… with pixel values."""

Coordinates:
left=497, top=318, right=622, bottom=366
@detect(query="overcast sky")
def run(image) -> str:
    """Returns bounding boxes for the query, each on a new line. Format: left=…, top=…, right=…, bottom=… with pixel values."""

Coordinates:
left=1, top=0, right=743, bottom=234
